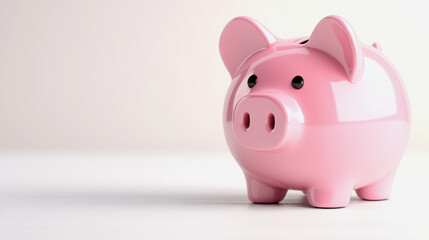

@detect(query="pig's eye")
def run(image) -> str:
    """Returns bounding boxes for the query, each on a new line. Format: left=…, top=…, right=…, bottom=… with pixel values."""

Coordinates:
left=247, top=75, right=258, bottom=88
left=291, top=75, right=304, bottom=89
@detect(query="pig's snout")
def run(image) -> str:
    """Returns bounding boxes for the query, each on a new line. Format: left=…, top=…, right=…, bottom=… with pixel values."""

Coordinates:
left=233, top=94, right=299, bottom=150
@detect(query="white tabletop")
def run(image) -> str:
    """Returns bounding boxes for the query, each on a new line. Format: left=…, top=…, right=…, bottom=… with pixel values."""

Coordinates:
left=0, top=151, right=428, bottom=239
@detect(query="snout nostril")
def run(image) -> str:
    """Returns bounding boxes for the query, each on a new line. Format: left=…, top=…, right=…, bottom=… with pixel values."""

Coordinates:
left=242, top=112, right=250, bottom=130
left=266, top=113, right=275, bottom=132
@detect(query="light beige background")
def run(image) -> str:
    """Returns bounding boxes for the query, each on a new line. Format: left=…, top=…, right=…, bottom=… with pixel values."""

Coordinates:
left=1, top=2, right=428, bottom=238
left=0, top=0, right=428, bottom=153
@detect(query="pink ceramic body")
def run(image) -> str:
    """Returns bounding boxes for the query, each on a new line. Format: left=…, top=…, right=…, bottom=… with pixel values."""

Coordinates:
left=219, top=16, right=410, bottom=208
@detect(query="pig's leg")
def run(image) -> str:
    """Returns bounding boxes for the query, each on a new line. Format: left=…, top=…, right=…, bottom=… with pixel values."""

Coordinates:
left=356, top=171, right=395, bottom=201
left=244, top=173, right=287, bottom=203
left=306, top=185, right=352, bottom=208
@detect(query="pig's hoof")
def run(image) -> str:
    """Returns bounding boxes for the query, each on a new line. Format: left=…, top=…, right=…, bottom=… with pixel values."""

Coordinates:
left=248, top=188, right=287, bottom=204
left=356, top=189, right=390, bottom=201
left=356, top=172, right=395, bottom=201
left=306, top=188, right=351, bottom=208
left=245, top=174, right=287, bottom=203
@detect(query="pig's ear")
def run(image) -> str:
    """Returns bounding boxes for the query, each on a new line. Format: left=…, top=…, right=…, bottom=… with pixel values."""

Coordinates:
left=219, top=17, right=277, bottom=77
left=307, top=16, right=363, bottom=83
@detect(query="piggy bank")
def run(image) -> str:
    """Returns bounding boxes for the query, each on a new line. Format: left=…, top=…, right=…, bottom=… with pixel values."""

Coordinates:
left=219, top=15, right=410, bottom=208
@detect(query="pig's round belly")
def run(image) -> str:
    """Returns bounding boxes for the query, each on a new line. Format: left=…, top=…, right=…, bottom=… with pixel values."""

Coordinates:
left=225, top=119, right=410, bottom=191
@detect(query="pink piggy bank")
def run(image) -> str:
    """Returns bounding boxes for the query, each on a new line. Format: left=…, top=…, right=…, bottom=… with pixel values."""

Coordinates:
left=219, top=16, right=410, bottom=208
